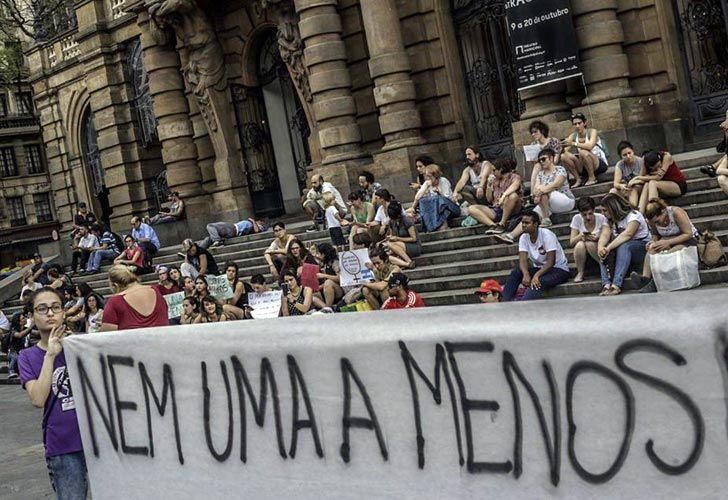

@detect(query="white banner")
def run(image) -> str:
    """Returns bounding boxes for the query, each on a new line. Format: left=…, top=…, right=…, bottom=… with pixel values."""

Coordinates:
left=164, top=292, right=185, bottom=319
left=248, top=291, right=283, bottom=319
left=338, top=249, right=375, bottom=287
left=63, top=290, right=728, bottom=499
left=207, top=275, right=233, bottom=301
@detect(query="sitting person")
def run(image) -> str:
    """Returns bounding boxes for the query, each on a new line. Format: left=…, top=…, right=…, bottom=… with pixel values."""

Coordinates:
left=381, top=273, right=425, bottom=310
left=303, top=174, right=347, bottom=232
left=250, top=274, right=269, bottom=295
left=474, top=279, right=503, bottom=304
left=180, top=296, right=200, bottom=325
left=527, top=120, right=568, bottom=185
left=193, top=275, right=210, bottom=300
left=451, top=145, right=493, bottom=205
left=196, top=295, right=228, bottom=323
left=630, top=197, right=700, bottom=293
left=502, top=210, right=571, bottom=301
left=634, top=150, right=688, bottom=214
left=358, top=170, right=382, bottom=202
left=371, top=188, right=395, bottom=244
left=20, top=269, right=42, bottom=297
left=597, top=193, right=652, bottom=296
left=280, top=270, right=314, bottom=316
left=469, top=157, right=523, bottom=234
left=311, top=243, right=344, bottom=309
left=264, top=221, right=295, bottom=280
left=409, top=155, right=435, bottom=192
left=70, top=225, right=99, bottom=274
left=495, top=148, right=574, bottom=243
left=131, top=216, right=160, bottom=268
left=382, top=201, right=421, bottom=269
left=412, top=164, right=460, bottom=232
left=348, top=190, right=375, bottom=248
left=362, top=248, right=402, bottom=310
left=147, top=191, right=185, bottom=225
left=700, top=110, right=728, bottom=196
left=279, top=237, right=317, bottom=284
left=200, top=217, right=267, bottom=249
left=569, top=197, right=609, bottom=283
left=83, top=293, right=105, bottom=333
left=182, top=276, right=196, bottom=297
left=609, top=141, right=644, bottom=208
left=180, top=239, right=219, bottom=278
left=560, top=112, right=609, bottom=187
left=222, top=262, right=253, bottom=320
left=152, top=266, right=181, bottom=296
left=85, top=225, right=121, bottom=274
left=114, top=235, right=145, bottom=274
left=352, top=231, right=374, bottom=251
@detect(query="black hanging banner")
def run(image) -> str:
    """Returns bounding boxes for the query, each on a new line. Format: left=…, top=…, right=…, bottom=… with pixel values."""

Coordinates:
left=505, top=0, right=582, bottom=91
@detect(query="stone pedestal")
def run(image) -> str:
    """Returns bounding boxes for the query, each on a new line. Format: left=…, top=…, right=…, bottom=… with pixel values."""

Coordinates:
left=519, top=81, right=572, bottom=120
left=295, top=0, right=366, bottom=165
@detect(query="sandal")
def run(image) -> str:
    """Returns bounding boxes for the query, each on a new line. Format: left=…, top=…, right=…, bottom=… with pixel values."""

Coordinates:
left=599, top=285, right=612, bottom=296
left=584, top=179, right=598, bottom=186
left=605, top=286, right=622, bottom=296
left=700, top=166, right=717, bottom=178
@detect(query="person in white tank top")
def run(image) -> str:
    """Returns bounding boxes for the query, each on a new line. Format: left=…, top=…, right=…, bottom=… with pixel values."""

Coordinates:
left=452, top=145, right=494, bottom=205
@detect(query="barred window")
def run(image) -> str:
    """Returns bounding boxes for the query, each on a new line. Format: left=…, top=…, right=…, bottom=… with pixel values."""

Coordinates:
left=0, top=94, right=7, bottom=117
left=15, top=92, right=33, bottom=115
left=6, top=197, right=26, bottom=226
left=25, top=145, right=44, bottom=174
left=0, top=147, right=17, bottom=177
left=33, top=193, right=54, bottom=223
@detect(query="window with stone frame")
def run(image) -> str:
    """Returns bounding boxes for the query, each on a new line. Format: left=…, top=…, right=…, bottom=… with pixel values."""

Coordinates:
left=126, top=38, right=158, bottom=147
left=0, top=94, right=7, bottom=117
left=15, top=92, right=33, bottom=115
left=33, top=193, right=54, bottom=223
left=6, top=196, right=26, bottom=226
left=25, top=144, right=44, bottom=174
left=0, top=147, right=17, bottom=177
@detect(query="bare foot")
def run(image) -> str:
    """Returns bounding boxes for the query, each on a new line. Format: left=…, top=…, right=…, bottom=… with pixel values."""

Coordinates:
left=585, top=178, right=598, bottom=186
left=572, top=179, right=583, bottom=188
left=574, top=273, right=584, bottom=283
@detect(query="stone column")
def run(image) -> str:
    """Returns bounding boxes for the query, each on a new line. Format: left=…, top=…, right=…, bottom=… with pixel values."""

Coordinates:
left=136, top=10, right=210, bottom=212
left=571, top=0, right=633, bottom=104
left=519, top=81, right=571, bottom=120
left=359, top=0, right=424, bottom=150
left=295, top=0, right=366, bottom=165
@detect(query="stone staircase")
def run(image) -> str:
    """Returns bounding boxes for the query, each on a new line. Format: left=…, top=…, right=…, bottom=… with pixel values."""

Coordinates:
left=2, top=149, right=727, bottom=384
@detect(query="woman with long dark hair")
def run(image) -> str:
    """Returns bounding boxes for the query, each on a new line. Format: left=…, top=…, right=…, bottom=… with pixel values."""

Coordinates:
left=631, top=150, right=687, bottom=214
left=195, top=295, right=228, bottom=323
left=311, top=243, right=344, bottom=308
left=280, top=270, right=314, bottom=316
left=384, top=200, right=421, bottom=269
left=279, top=237, right=317, bottom=283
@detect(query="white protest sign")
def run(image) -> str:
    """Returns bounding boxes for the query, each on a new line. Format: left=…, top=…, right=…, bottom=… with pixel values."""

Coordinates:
left=338, top=248, right=375, bottom=287
left=164, top=292, right=185, bottom=319
left=248, top=291, right=283, bottom=319
left=206, top=275, right=233, bottom=301
left=64, top=290, right=728, bottom=499
left=523, top=144, right=542, bottom=162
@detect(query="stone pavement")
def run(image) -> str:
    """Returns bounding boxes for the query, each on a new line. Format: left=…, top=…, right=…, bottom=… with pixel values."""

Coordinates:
left=0, top=385, right=53, bottom=499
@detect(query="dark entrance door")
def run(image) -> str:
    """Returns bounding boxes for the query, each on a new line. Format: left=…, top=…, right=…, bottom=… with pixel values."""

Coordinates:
left=81, top=107, right=112, bottom=227
left=232, top=31, right=312, bottom=218
left=451, top=0, right=522, bottom=158
left=672, top=0, right=728, bottom=135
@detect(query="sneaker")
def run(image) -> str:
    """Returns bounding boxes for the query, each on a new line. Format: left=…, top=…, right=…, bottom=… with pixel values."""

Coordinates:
left=494, top=233, right=514, bottom=244
left=7, top=373, right=18, bottom=380
left=306, top=224, right=319, bottom=233
left=210, top=241, right=223, bottom=248
left=639, top=279, right=657, bottom=294
left=485, top=225, right=505, bottom=235
left=541, top=218, right=553, bottom=227
left=177, top=252, right=186, bottom=259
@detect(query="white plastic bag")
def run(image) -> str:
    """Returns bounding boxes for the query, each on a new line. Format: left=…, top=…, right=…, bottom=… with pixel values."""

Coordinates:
left=650, top=246, right=701, bottom=292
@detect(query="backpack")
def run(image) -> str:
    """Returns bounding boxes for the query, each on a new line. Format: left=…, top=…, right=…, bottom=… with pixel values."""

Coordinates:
left=696, top=230, right=727, bottom=269
left=571, top=128, right=609, bottom=160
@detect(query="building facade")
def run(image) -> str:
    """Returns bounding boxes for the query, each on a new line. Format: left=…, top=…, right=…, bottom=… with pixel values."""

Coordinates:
left=24, top=0, right=728, bottom=234
left=0, top=37, right=54, bottom=267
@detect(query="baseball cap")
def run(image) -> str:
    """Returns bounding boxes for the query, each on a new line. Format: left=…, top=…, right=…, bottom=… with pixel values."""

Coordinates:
left=387, top=272, right=409, bottom=288
left=475, top=279, right=503, bottom=295
left=156, top=266, right=169, bottom=274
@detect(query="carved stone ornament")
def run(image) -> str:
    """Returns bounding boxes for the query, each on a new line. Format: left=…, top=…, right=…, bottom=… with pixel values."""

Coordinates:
left=277, top=15, right=312, bottom=103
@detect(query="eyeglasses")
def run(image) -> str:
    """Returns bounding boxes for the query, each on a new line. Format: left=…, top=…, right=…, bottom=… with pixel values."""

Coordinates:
left=34, top=304, right=63, bottom=315
left=538, top=157, right=549, bottom=164
left=291, top=246, right=301, bottom=251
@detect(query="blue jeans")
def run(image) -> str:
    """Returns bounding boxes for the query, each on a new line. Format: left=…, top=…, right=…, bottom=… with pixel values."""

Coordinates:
left=46, top=451, right=88, bottom=500
left=86, top=249, right=118, bottom=271
left=599, top=239, right=648, bottom=288
left=7, top=349, right=18, bottom=376
left=502, top=266, right=571, bottom=301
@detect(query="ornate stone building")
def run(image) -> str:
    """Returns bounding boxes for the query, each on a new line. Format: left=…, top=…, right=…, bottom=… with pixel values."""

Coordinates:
left=24, top=0, right=728, bottom=234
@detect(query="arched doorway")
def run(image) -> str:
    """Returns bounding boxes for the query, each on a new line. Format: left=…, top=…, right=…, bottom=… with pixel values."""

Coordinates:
left=81, top=106, right=112, bottom=226
left=232, top=29, right=311, bottom=217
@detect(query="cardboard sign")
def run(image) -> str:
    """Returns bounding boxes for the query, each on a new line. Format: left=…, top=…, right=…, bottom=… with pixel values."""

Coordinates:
left=339, top=249, right=375, bottom=287
left=248, top=291, right=283, bottom=319
left=206, top=275, right=233, bottom=301
left=163, top=292, right=185, bottom=319
left=300, top=263, right=320, bottom=292
left=64, top=290, right=728, bottom=499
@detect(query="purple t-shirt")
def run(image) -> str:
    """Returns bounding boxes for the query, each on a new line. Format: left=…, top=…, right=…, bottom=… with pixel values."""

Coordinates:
left=18, top=347, right=83, bottom=457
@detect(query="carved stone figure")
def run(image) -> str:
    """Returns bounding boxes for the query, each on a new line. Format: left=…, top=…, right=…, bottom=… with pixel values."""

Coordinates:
left=277, top=16, right=312, bottom=103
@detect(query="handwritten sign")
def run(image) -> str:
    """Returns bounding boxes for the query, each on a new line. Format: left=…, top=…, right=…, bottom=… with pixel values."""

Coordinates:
left=523, top=144, right=542, bottom=162
left=248, top=291, right=283, bottom=319
left=64, top=291, right=728, bottom=499
left=163, top=292, right=185, bottom=319
left=206, top=275, right=233, bottom=301
left=339, top=249, right=375, bottom=287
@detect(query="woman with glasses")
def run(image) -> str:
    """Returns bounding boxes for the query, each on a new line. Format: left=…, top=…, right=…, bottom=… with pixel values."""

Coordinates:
left=495, top=148, right=574, bottom=244
left=113, top=234, right=145, bottom=274
left=18, top=288, right=88, bottom=498
left=264, top=221, right=295, bottom=280
left=100, top=264, right=169, bottom=330
left=527, top=120, right=572, bottom=186
left=279, top=237, right=317, bottom=284
left=280, top=270, right=314, bottom=316
left=560, top=112, right=609, bottom=187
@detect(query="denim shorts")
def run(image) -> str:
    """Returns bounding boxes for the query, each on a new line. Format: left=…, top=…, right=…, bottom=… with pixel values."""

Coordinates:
left=46, top=451, right=88, bottom=500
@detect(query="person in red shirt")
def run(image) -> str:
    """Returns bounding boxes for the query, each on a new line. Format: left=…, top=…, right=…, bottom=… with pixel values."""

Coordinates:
left=152, top=266, right=181, bottom=297
left=100, top=265, right=169, bottom=331
left=634, top=150, right=687, bottom=214
left=381, top=273, right=425, bottom=310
